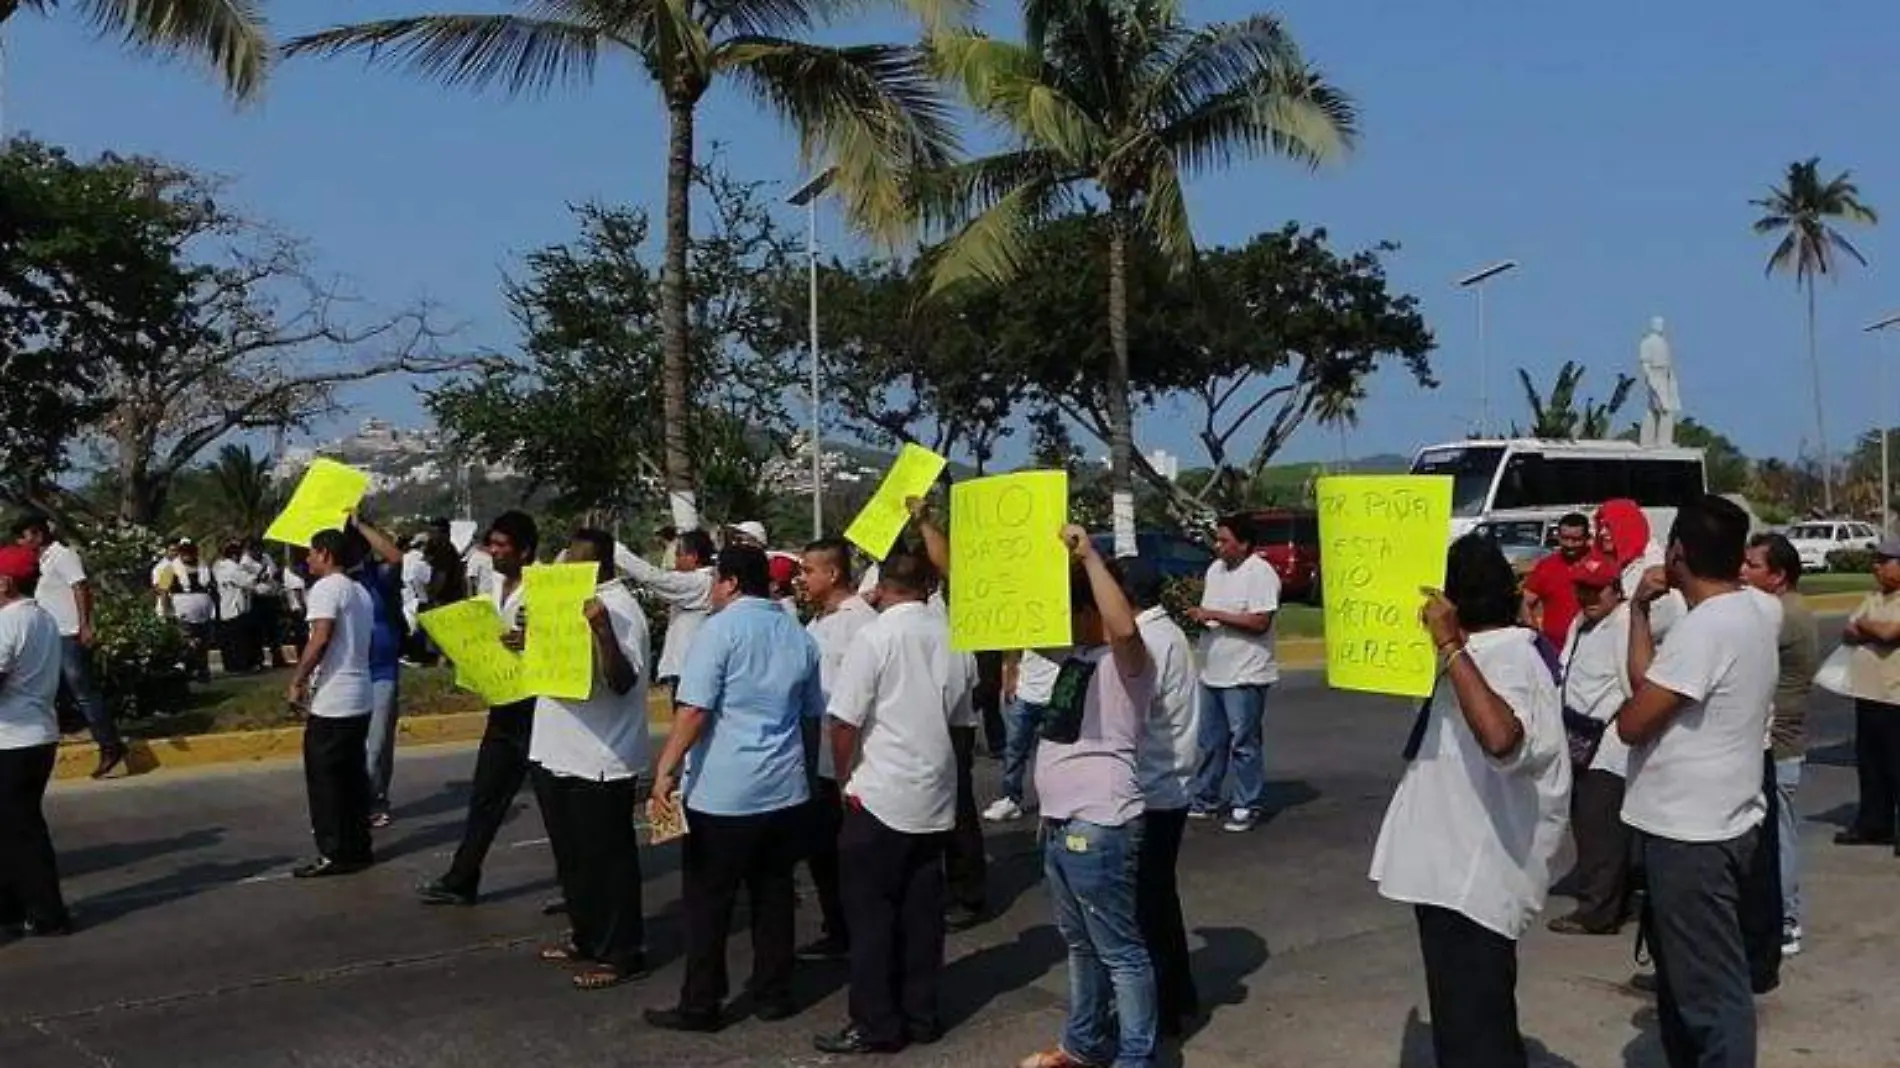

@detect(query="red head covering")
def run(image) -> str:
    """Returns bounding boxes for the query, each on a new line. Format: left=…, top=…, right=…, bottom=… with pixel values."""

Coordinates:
left=1595, top=499, right=1649, bottom=568
left=768, top=554, right=798, bottom=589
left=0, top=545, right=40, bottom=584
left=1570, top=551, right=1621, bottom=590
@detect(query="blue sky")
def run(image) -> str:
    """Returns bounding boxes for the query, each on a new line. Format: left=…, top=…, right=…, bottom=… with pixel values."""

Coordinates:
left=12, top=0, right=1900, bottom=473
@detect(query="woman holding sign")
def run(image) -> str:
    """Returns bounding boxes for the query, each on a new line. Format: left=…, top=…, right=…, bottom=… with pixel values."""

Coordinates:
left=1368, top=536, right=1569, bottom=1068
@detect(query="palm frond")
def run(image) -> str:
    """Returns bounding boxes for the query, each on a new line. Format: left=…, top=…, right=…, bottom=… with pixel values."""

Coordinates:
left=701, top=0, right=815, bottom=36
left=281, top=14, right=602, bottom=96
left=927, top=177, right=1066, bottom=293
left=1140, top=156, right=1193, bottom=270
left=928, top=32, right=1105, bottom=167
left=1138, top=13, right=1304, bottom=127
left=79, top=0, right=270, bottom=99
left=1828, top=229, right=1871, bottom=269
left=1160, top=61, right=1355, bottom=176
left=907, top=147, right=1074, bottom=234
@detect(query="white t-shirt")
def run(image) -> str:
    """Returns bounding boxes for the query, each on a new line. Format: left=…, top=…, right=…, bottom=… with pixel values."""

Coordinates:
left=1621, top=547, right=1685, bottom=641
left=167, top=561, right=216, bottom=624
left=1561, top=605, right=1634, bottom=778
left=807, top=595, right=877, bottom=780
left=213, top=558, right=254, bottom=621
left=1369, top=627, right=1571, bottom=940
left=1622, top=587, right=1779, bottom=843
left=305, top=573, right=374, bottom=718
left=36, top=542, right=85, bottom=637
left=620, top=553, right=713, bottom=681
left=401, top=550, right=432, bottom=618
left=0, top=600, right=62, bottom=749
left=1136, top=606, right=1199, bottom=811
left=530, top=583, right=652, bottom=780
left=1196, top=555, right=1281, bottom=688
left=828, top=601, right=976, bottom=834
left=1017, top=649, right=1063, bottom=705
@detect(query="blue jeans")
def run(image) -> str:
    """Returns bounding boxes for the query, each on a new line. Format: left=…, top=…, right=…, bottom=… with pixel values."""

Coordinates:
left=60, top=637, right=121, bottom=750
left=1191, top=684, right=1269, bottom=813
left=365, top=676, right=401, bottom=812
left=1044, top=817, right=1156, bottom=1068
left=1774, top=757, right=1802, bottom=931
left=1000, top=700, right=1046, bottom=804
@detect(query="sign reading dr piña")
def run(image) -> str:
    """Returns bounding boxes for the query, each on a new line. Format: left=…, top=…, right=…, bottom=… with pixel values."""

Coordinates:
left=1317, top=475, right=1453, bottom=698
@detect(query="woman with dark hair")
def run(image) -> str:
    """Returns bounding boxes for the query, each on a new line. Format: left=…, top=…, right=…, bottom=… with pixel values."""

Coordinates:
left=1369, top=535, right=1570, bottom=1068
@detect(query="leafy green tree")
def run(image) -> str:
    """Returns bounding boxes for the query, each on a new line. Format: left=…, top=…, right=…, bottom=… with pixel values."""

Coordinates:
left=285, top=0, right=958, bottom=533
left=1752, top=157, right=1879, bottom=512
left=1, top=0, right=269, bottom=98
left=208, top=443, right=278, bottom=538
left=1516, top=361, right=1634, bottom=439
left=918, top=0, right=1354, bottom=551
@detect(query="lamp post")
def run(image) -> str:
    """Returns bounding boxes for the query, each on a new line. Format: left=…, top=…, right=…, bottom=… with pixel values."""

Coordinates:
left=787, top=166, right=837, bottom=541
left=1456, top=260, right=1519, bottom=437
left=1865, top=312, right=1900, bottom=534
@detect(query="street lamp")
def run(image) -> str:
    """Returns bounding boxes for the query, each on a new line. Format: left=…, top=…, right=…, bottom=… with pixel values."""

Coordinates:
left=1865, top=312, right=1900, bottom=534
left=1456, top=260, right=1519, bottom=437
left=787, top=165, right=837, bottom=541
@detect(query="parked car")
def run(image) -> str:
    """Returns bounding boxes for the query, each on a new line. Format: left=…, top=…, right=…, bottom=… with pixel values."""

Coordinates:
left=1469, top=511, right=1566, bottom=575
left=1784, top=519, right=1881, bottom=573
left=1246, top=508, right=1321, bottom=603
left=1091, top=532, right=1214, bottom=579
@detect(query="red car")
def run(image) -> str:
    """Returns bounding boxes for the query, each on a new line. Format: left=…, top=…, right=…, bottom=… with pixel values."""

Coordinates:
left=1245, top=508, right=1321, bottom=603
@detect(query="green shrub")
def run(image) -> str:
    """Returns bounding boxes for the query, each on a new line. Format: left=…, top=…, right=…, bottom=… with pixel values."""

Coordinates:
left=91, top=592, right=193, bottom=719
left=1826, top=547, right=1875, bottom=574
left=1160, top=576, right=1206, bottom=640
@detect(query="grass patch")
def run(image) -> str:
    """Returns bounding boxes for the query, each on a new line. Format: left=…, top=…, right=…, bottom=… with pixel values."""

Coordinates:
left=1803, top=572, right=1874, bottom=596
left=121, top=665, right=485, bottom=741
left=1280, top=603, right=1324, bottom=639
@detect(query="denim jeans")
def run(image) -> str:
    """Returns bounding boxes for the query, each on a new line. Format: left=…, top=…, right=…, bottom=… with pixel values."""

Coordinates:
left=1044, top=817, right=1156, bottom=1068
left=365, top=676, right=401, bottom=812
left=60, top=637, right=121, bottom=751
left=1774, top=757, right=1802, bottom=932
left=1190, top=684, right=1269, bottom=813
left=1000, top=700, right=1047, bottom=805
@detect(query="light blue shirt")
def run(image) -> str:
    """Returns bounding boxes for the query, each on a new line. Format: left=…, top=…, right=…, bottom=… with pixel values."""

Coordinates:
left=676, top=596, right=825, bottom=816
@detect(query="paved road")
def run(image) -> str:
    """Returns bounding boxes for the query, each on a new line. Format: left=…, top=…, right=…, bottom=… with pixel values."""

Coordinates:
left=4, top=646, right=1898, bottom=1066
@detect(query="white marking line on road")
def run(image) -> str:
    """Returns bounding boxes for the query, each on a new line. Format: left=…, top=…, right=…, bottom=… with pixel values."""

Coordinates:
left=237, top=871, right=295, bottom=885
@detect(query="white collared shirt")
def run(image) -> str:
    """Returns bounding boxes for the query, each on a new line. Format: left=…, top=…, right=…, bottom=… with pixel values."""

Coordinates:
left=530, top=583, right=652, bottom=781
left=1196, top=555, right=1281, bottom=688
left=0, top=599, right=61, bottom=749
left=828, top=600, right=977, bottom=834
left=807, top=594, right=877, bottom=780
left=1135, top=606, right=1199, bottom=810
left=1369, top=627, right=1571, bottom=940
left=484, top=568, right=527, bottom=631
left=618, top=551, right=713, bottom=680
left=36, top=542, right=85, bottom=637
left=1561, top=605, right=1634, bottom=777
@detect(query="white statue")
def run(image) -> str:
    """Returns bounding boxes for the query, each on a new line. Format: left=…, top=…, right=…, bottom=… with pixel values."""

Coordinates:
left=1639, top=316, right=1681, bottom=447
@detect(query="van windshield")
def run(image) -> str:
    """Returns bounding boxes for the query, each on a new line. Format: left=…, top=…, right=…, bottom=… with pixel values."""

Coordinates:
left=1410, top=446, right=1503, bottom=517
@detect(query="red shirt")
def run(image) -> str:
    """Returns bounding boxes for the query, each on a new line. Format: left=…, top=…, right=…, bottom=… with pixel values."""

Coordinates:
left=1523, top=553, right=1582, bottom=649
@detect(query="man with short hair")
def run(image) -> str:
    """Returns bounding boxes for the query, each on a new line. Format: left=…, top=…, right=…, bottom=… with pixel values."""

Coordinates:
left=645, top=546, right=826, bottom=1034
left=1837, top=539, right=1900, bottom=850
left=1522, top=512, right=1593, bottom=646
left=11, top=516, right=124, bottom=778
left=1616, top=495, right=1779, bottom=1068
left=619, top=528, right=717, bottom=688
left=287, top=528, right=377, bottom=880
left=0, top=544, right=73, bottom=935
left=795, top=537, right=878, bottom=963
left=1187, top=514, right=1280, bottom=833
left=813, top=550, right=975, bottom=1054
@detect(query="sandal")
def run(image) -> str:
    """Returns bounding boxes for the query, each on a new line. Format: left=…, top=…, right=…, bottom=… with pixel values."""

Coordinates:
left=572, top=964, right=636, bottom=991
left=538, top=941, right=587, bottom=964
left=1017, top=1050, right=1098, bottom=1068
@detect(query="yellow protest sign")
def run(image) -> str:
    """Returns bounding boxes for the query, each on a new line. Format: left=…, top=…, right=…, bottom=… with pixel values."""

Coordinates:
left=948, top=471, right=1072, bottom=652
left=1317, top=475, right=1453, bottom=698
left=264, top=459, right=372, bottom=548
left=845, top=443, right=949, bottom=560
left=418, top=597, right=528, bottom=706
left=520, top=563, right=599, bottom=701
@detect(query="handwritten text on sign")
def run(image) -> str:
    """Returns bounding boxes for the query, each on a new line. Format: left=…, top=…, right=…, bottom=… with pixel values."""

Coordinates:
left=520, top=563, right=599, bottom=701
left=948, top=471, right=1072, bottom=652
left=1317, top=475, right=1452, bottom=698
left=418, top=597, right=527, bottom=707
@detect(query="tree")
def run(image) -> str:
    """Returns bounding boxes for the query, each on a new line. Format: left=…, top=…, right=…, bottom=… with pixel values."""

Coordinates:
left=207, top=443, right=277, bottom=538
left=918, top=0, right=1355, bottom=553
left=1, top=0, right=268, bottom=99
left=1516, top=361, right=1634, bottom=439
left=1752, top=156, right=1879, bottom=513
left=284, top=0, right=957, bottom=534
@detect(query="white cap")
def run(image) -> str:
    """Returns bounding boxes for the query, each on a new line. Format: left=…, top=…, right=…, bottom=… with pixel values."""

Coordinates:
left=727, top=521, right=769, bottom=547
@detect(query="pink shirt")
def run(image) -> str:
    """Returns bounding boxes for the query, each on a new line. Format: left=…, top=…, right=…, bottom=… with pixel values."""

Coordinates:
left=1034, top=647, right=1154, bottom=827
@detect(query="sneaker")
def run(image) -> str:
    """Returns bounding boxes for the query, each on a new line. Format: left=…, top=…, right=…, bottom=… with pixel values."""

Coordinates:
left=369, top=810, right=393, bottom=830
left=982, top=797, right=1025, bottom=823
left=1222, top=808, right=1259, bottom=833
left=1783, top=925, right=1804, bottom=957
left=1186, top=807, right=1216, bottom=821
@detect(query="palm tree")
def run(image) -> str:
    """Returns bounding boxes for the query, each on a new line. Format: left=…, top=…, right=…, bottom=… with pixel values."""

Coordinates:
left=0, top=0, right=269, bottom=100
left=284, top=0, right=957, bottom=531
left=1753, top=157, right=1879, bottom=513
left=209, top=443, right=278, bottom=538
left=917, top=0, right=1354, bottom=554
left=1516, top=361, right=1634, bottom=440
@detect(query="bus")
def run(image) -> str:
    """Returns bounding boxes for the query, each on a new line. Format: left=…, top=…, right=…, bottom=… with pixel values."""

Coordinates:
left=1408, top=438, right=1708, bottom=537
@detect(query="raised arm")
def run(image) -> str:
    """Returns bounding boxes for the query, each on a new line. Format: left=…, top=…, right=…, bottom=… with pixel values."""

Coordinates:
left=1065, top=525, right=1148, bottom=679
left=907, top=496, right=950, bottom=577
left=348, top=514, right=404, bottom=567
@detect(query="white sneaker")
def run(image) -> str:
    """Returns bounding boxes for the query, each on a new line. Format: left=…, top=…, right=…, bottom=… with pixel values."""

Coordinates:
left=982, top=797, right=1025, bottom=823
left=1783, top=925, right=1803, bottom=956
left=1222, top=807, right=1259, bottom=833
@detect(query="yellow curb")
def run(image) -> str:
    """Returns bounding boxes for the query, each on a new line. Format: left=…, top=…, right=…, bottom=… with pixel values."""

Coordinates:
left=1280, top=638, right=1325, bottom=670
left=1807, top=592, right=1864, bottom=614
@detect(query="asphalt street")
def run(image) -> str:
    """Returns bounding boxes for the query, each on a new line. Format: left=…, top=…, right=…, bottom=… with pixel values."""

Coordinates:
left=3, top=622, right=1897, bottom=1067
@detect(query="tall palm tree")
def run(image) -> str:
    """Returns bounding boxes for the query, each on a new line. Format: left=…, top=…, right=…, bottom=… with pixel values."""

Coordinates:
left=0, top=0, right=269, bottom=100
left=284, top=0, right=957, bottom=531
left=918, top=0, right=1354, bottom=554
left=209, top=443, right=278, bottom=538
left=1753, top=156, right=1879, bottom=513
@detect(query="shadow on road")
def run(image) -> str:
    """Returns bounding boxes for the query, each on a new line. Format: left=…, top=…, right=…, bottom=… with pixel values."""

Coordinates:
left=75, top=856, right=293, bottom=928
left=59, top=826, right=226, bottom=880
left=938, top=923, right=1066, bottom=1030
left=1395, top=1007, right=1585, bottom=1068
left=1807, top=739, right=1856, bottom=769
left=392, top=779, right=479, bottom=822
left=1618, top=1003, right=1667, bottom=1067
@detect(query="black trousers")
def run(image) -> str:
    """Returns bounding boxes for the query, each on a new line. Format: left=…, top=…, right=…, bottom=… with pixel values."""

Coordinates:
left=536, top=767, right=646, bottom=971
left=1740, top=752, right=1783, bottom=994
left=1643, top=830, right=1758, bottom=1068
left=944, top=725, right=987, bottom=912
left=1138, top=807, right=1198, bottom=1031
left=1566, top=768, right=1633, bottom=930
left=181, top=621, right=213, bottom=681
left=840, top=804, right=946, bottom=1045
left=442, top=699, right=537, bottom=896
left=680, top=805, right=803, bottom=1015
left=0, top=744, right=67, bottom=927
left=1415, top=905, right=1526, bottom=1068
left=303, top=716, right=373, bottom=864
left=806, top=777, right=848, bottom=944
left=253, top=600, right=287, bottom=667
left=219, top=616, right=257, bottom=673
left=975, top=652, right=1006, bottom=755
left=1851, top=698, right=1900, bottom=839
